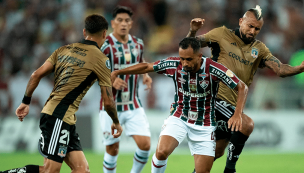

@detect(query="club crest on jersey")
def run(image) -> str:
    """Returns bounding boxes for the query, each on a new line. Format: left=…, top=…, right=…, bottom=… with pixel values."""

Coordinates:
left=103, top=132, right=111, bottom=139
left=178, top=77, right=186, bottom=84
left=199, top=73, right=208, bottom=79
left=199, top=80, right=209, bottom=89
left=58, top=145, right=67, bottom=157
left=189, top=84, right=197, bottom=92
left=251, top=48, right=259, bottom=58
left=105, top=60, right=111, bottom=69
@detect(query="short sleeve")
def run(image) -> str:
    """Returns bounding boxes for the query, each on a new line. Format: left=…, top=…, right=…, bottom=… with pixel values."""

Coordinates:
left=209, top=59, right=240, bottom=89
left=93, top=55, right=112, bottom=87
left=203, top=26, right=225, bottom=45
left=46, top=47, right=63, bottom=65
left=258, top=43, right=274, bottom=68
left=153, top=57, right=180, bottom=78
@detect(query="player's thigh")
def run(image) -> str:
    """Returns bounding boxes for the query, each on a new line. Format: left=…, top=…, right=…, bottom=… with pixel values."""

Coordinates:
left=215, top=139, right=229, bottom=158
left=156, top=116, right=187, bottom=159
left=64, top=151, right=90, bottom=173
left=239, top=113, right=254, bottom=136
left=43, top=158, right=62, bottom=173
left=187, top=126, right=216, bottom=157
left=124, top=108, right=151, bottom=137
left=193, top=154, right=214, bottom=173
left=132, top=135, right=151, bottom=151
left=99, top=110, right=121, bottom=146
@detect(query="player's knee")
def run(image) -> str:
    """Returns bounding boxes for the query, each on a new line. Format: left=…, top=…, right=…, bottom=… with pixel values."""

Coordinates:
left=242, top=115, right=254, bottom=136
left=155, top=149, right=170, bottom=160
left=138, top=141, right=151, bottom=151
left=71, top=163, right=90, bottom=173
left=215, top=150, right=225, bottom=159
left=106, top=142, right=120, bottom=155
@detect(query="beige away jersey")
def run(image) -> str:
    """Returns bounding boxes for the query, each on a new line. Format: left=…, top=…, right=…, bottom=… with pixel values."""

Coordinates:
left=204, top=26, right=273, bottom=106
left=41, top=40, right=111, bottom=125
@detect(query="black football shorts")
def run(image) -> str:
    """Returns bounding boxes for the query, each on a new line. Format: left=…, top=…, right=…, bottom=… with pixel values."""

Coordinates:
left=38, top=113, right=82, bottom=163
left=214, top=98, right=236, bottom=141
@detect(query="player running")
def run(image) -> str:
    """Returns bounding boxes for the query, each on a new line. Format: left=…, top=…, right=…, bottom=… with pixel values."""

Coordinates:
left=99, top=6, right=152, bottom=173
left=187, top=5, right=304, bottom=173
left=1, top=14, right=122, bottom=173
left=111, top=37, right=249, bottom=173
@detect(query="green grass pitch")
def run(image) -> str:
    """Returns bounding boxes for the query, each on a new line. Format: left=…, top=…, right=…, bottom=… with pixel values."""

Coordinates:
left=0, top=151, right=303, bottom=172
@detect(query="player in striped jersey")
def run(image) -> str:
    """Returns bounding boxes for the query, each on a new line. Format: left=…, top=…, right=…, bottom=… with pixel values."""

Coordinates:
left=187, top=5, right=304, bottom=173
left=98, top=6, right=152, bottom=173
left=111, top=37, right=249, bottom=173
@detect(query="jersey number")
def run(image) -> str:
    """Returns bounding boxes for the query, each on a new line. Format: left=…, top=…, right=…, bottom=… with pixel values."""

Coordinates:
left=59, top=129, right=70, bottom=145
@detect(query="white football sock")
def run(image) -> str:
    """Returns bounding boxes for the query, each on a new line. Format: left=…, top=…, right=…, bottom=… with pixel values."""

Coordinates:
left=151, top=153, right=168, bottom=173
left=130, top=147, right=150, bottom=173
left=103, top=152, right=118, bottom=173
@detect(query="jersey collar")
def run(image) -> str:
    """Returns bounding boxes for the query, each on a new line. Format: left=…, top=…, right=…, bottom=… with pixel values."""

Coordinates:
left=80, top=39, right=99, bottom=49
left=110, top=33, right=132, bottom=44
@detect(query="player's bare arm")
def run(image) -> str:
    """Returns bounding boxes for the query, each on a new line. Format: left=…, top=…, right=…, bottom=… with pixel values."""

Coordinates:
left=228, top=80, right=248, bottom=132
left=101, top=86, right=122, bottom=138
left=113, top=77, right=128, bottom=90
left=142, top=73, right=152, bottom=90
left=111, top=62, right=154, bottom=83
left=186, top=18, right=208, bottom=47
left=265, top=56, right=304, bottom=78
left=16, top=61, right=54, bottom=122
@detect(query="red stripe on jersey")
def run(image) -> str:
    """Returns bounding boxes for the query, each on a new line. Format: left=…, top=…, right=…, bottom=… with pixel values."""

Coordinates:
left=133, top=74, right=139, bottom=108
left=188, top=119, right=195, bottom=124
left=107, top=36, right=119, bottom=70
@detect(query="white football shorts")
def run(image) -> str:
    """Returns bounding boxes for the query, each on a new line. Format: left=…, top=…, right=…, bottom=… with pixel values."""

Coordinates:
left=160, top=116, right=216, bottom=157
left=99, top=107, right=151, bottom=145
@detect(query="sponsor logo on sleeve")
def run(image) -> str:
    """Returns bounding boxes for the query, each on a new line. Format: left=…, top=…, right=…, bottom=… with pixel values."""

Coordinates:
left=226, top=70, right=234, bottom=77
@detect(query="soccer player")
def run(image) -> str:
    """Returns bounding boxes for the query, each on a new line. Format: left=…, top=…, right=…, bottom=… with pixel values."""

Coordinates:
left=111, top=37, right=249, bottom=173
left=1, top=14, right=122, bottom=173
left=187, top=5, right=304, bottom=173
left=98, top=6, right=152, bottom=173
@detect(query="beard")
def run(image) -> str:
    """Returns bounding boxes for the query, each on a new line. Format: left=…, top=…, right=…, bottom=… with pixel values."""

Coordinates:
left=240, top=30, right=255, bottom=44
left=183, top=67, right=193, bottom=72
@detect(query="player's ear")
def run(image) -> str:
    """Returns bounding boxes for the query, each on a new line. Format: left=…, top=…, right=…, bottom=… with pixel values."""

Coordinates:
left=83, top=29, right=86, bottom=37
left=102, top=30, right=107, bottom=39
left=111, top=20, right=115, bottom=29
left=129, top=20, right=133, bottom=29
left=239, top=18, right=243, bottom=27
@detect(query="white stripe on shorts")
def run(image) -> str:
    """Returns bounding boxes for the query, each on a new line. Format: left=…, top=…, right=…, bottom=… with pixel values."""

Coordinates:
left=48, top=119, right=63, bottom=155
left=216, top=102, right=233, bottom=115
left=216, top=105, right=231, bottom=119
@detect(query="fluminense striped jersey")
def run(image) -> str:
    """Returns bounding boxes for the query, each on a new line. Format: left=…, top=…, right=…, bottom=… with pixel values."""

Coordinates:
left=100, top=33, right=144, bottom=112
left=153, top=57, right=240, bottom=126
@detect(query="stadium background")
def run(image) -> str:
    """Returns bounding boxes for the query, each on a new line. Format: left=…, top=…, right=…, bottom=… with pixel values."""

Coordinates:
left=0, top=0, right=303, bottom=172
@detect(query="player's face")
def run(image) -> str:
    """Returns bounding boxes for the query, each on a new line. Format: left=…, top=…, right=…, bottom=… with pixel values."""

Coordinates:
left=111, top=13, right=132, bottom=37
left=179, top=47, right=202, bottom=73
left=239, top=14, right=263, bottom=43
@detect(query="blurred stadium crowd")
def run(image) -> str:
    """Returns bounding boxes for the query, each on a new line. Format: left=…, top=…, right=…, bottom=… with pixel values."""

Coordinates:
left=0, top=0, right=304, bottom=117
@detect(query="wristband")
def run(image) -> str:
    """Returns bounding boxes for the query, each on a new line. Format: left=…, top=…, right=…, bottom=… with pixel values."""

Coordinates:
left=22, top=95, right=31, bottom=105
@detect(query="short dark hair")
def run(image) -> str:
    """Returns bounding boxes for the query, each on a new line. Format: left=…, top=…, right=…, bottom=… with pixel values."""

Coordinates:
left=85, top=14, right=108, bottom=35
left=112, top=6, right=133, bottom=18
left=179, top=37, right=201, bottom=53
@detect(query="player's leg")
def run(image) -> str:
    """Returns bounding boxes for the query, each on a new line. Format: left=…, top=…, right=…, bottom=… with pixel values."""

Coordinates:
left=99, top=110, right=121, bottom=173
left=63, top=124, right=89, bottom=173
left=151, top=116, right=187, bottom=173
left=224, top=113, right=254, bottom=173
left=125, top=108, right=151, bottom=173
left=64, top=151, right=90, bottom=173
left=188, top=124, right=216, bottom=173
left=1, top=165, right=41, bottom=173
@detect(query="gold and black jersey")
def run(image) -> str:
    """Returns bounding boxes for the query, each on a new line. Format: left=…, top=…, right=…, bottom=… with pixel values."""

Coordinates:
left=41, top=40, right=111, bottom=125
left=204, top=26, right=273, bottom=106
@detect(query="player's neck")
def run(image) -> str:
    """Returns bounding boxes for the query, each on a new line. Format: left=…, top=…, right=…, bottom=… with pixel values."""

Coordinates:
left=113, top=32, right=129, bottom=44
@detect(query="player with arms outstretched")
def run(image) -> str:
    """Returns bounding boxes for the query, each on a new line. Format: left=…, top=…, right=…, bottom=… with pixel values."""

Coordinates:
left=187, top=5, right=304, bottom=173
left=111, top=37, right=249, bottom=173
left=1, top=14, right=122, bottom=173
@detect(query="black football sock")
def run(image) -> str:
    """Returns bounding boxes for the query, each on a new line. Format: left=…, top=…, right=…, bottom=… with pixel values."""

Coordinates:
left=2, top=165, right=39, bottom=173
left=225, top=131, right=248, bottom=172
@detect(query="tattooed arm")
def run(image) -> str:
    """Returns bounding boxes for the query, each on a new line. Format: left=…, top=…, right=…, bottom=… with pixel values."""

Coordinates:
left=101, top=86, right=119, bottom=124
left=186, top=18, right=208, bottom=47
left=265, top=56, right=304, bottom=78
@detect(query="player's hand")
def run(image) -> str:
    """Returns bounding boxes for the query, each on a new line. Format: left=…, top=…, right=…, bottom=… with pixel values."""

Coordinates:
left=228, top=114, right=242, bottom=132
left=190, top=18, right=205, bottom=32
left=111, top=123, right=123, bottom=138
left=112, top=77, right=128, bottom=90
left=143, top=74, right=152, bottom=91
left=15, top=103, right=30, bottom=122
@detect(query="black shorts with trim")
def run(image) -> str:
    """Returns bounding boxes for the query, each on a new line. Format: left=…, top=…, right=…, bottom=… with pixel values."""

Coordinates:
left=215, top=98, right=236, bottom=141
left=38, top=113, right=82, bottom=163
